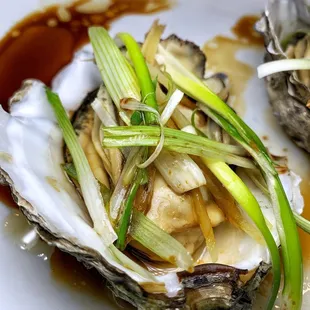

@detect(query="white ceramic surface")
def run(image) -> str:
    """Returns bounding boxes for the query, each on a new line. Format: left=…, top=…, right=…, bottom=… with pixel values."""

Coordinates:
left=0, top=0, right=310, bottom=309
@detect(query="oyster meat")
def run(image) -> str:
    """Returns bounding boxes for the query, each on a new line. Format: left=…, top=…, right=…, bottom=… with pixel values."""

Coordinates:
left=0, top=30, right=304, bottom=310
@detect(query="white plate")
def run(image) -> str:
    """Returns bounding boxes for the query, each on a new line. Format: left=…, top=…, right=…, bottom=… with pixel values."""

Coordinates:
left=1, top=0, right=310, bottom=309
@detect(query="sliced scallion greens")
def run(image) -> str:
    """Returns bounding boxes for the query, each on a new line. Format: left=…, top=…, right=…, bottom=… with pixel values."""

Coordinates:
left=118, top=32, right=158, bottom=124
left=116, top=167, right=144, bottom=251
left=45, top=88, right=117, bottom=246
left=294, top=211, right=310, bottom=234
left=258, top=59, right=310, bottom=79
left=130, top=209, right=194, bottom=271
left=101, top=126, right=255, bottom=169
left=89, top=27, right=141, bottom=109
left=156, top=42, right=301, bottom=308
left=154, top=149, right=206, bottom=194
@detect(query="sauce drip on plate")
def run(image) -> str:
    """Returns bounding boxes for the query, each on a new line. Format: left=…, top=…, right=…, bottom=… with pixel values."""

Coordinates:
left=203, top=15, right=263, bottom=116
left=51, top=248, right=132, bottom=309
left=0, top=0, right=170, bottom=110
left=0, top=0, right=170, bottom=208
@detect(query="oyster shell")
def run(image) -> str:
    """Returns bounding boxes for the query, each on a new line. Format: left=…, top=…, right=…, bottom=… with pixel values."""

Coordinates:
left=256, top=0, right=310, bottom=152
left=0, top=39, right=304, bottom=310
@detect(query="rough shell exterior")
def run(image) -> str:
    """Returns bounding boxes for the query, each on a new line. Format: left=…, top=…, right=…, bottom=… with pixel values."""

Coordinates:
left=256, top=0, right=310, bottom=152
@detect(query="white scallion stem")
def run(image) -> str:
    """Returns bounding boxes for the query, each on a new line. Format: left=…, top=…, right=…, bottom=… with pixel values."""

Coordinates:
left=257, top=59, right=310, bottom=79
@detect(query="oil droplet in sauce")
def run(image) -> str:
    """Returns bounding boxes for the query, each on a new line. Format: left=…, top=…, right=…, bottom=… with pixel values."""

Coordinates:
left=3, top=209, right=53, bottom=258
left=203, top=15, right=264, bottom=116
left=0, top=0, right=171, bottom=208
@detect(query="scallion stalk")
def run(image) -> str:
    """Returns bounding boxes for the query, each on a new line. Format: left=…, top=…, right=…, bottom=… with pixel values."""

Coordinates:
left=130, top=209, right=194, bottom=271
left=45, top=88, right=117, bottom=246
left=294, top=211, right=310, bottom=234
left=118, top=32, right=158, bottom=124
left=89, top=27, right=141, bottom=109
left=157, top=44, right=302, bottom=309
left=258, top=59, right=310, bottom=79
left=116, top=168, right=144, bottom=250
left=102, top=126, right=247, bottom=156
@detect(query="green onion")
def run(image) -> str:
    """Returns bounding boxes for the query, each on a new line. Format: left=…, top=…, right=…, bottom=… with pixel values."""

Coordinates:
left=103, top=135, right=255, bottom=169
left=110, top=245, right=157, bottom=281
left=294, top=211, right=310, bottom=234
left=203, top=159, right=281, bottom=309
left=157, top=44, right=302, bottom=308
left=141, top=19, right=165, bottom=65
left=109, top=147, right=145, bottom=221
left=102, top=127, right=255, bottom=169
left=102, top=126, right=247, bottom=156
left=62, top=163, right=78, bottom=180
left=198, top=105, right=302, bottom=309
left=154, top=149, right=206, bottom=194
left=130, top=209, right=194, bottom=271
left=89, top=27, right=141, bottom=109
left=116, top=168, right=144, bottom=250
left=118, top=32, right=158, bottom=124
left=45, top=88, right=117, bottom=246
left=160, top=89, right=184, bottom=125
left=258, top=59, right=310, bottom=78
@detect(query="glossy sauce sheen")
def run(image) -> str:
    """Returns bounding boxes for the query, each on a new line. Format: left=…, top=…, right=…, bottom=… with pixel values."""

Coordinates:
left=203, top=15, right=263, bottom=116
left=51, top=249, right=133, bottom=309
left=0, top=0, right=170, bottom=207
left=0, top=0, right=170, bottom=110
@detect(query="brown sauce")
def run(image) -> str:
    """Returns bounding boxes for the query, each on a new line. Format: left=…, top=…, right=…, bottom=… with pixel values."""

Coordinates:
left=0, top=185, right=17, bottom=208
left=300, top=178, right=310, bottom=263
left=0, top=0, right=170, bottom=110
left=51, top=248, right=132, bottom=309
left=0, top=0, right=171, bottom=208
left=203, top=15, right=263, bottom=116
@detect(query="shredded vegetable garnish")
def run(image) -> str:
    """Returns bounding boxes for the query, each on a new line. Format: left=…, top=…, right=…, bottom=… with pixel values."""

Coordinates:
left=130, top=210, right=194, bottom=271
left=118, top=32, right=158, bottom=124
left=192, top=188, right=217, bottom=261
left=92, top=98, right=118, bottom=127
left=294, top=211, right=310, bottom=234
left=109, top=147, right=144, bottom=221
left=48, top=22, right=310, bottom=309
left=155, top=38, right=302, bottom=308
left=116, top=167, right=145, bottom=250
left=45, top=88, right=117, bottom=246
left=142, top=19, right=166, bottom=65
left=102, top=126, right=256, bottom=169
left=257, top=59, right=310, bottom=79
left=160, top=89, right=184, bottom=125
left=120, top=99, right=165, bottom=168
left=89, top=27, right=140, bottom=109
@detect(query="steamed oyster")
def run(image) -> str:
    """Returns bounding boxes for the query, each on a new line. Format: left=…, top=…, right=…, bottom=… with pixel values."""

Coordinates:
left=0, top=25, right=305, bottom=309
left=256, top=0, right=310, bottom=152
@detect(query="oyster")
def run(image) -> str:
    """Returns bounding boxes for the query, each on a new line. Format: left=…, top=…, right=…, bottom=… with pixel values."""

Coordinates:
left=256, top=0, right=310, bottom=152
left=0, top=33, right=304, bottom=310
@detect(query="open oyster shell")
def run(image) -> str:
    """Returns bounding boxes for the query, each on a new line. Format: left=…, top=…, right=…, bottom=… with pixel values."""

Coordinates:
left=0, top=36, right=304, bottom=309
left=256, top=0, right=310, bottom=152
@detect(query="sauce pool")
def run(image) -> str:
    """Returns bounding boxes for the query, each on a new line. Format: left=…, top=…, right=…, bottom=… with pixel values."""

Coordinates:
left=0, top=0, right=170, bottom=208
left=203, top=15, right=263, bottom=116
left=0, top=0, right=170, bottom=110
